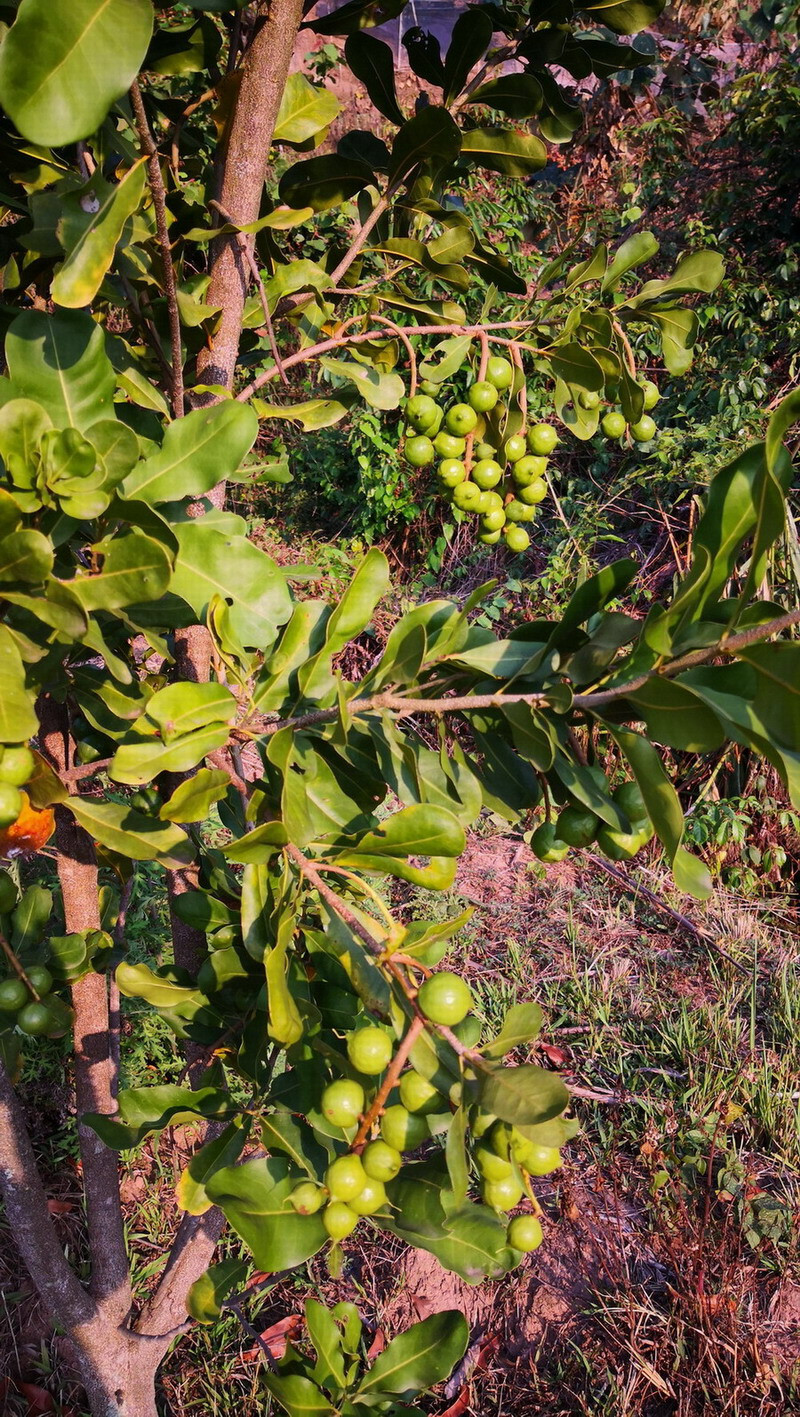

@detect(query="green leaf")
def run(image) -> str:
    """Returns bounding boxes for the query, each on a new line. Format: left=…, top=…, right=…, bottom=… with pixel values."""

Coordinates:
left=171, top=522, right=292, bottom=650
left=481, top=1003, right=543, bottom=1059
left=52, top=162, right=148, bottom=308
left=205, top=1156, right=327, bottom=1270
left=444, top=1104, right=469, bottom=1208
left=443, top=9, right=493, bottom=104
left=305, top=1298, right=347, bottom=1391
left=83, top=1083, right=235, bottom=1150
left=222, top=820, right=289, bottom=864
left=4, top=309, right=115, bottom=430
left=630, top=249, right=725, bottom=307
left=460, top=127, right=546, bottom=177
left=273, top=71, right=341, bottom=143
left=390, top=108, right=461, bottom=181
left=159, top=768, right=230, bottom=823
left=359, top=1312, right=469, bottom=1394
left=67, top=798, right=195, bottom=868
left=186, top=1257, right=250, bottom=1325
left=627, top=679, right=724, bottom=752
left=548, top=342, right=604, bottom=392
left=9, top=885, right=52, bottom=951
left=609, top=726, right=712, bottom=898
left=64, top=529, right=171, bottom=610
left=315, top=900, right=391, bottom=1017
left=338, top=804, right=465, bottom=861
left=418, top=335, right=473, bottom=384
left=318, top=358, right=404, bottom=411
left=278, top=154, right=374, bottom=212
left=765, top=388, right=800, bottom=474
left=260, top=1112, right=328, bottom=1178
left=0, top=0, right=153, bottom=145
left=176, top=1119, right=250, bottom=1215
left=122, top=402, right=259, bottom=504
left=344, top=33, right=404, bottom=125
left=266, top=906, right=304, bottom=1048
left=643, top=305, right=698, bottom=375
left=582, top=0, right=666, bottom=36
left=0, top=624, right=40, bottom=743
left=479, top=1062, right=569, bottom=1127
left=0, top=528, right=53, bottom=583
left=601, top=231, right=659, bottom=291
left=116, top=960, right=206, bottom=1013
left=253, top=398, right=349, bottom=431
left=466, top=72, right=543, bottom=119
left=262, top=1374, right=334, bottom=1417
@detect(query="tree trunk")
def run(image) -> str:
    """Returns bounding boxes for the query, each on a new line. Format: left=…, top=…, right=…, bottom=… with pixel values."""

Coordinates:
left=74, top=1326, right=166, bottom=1417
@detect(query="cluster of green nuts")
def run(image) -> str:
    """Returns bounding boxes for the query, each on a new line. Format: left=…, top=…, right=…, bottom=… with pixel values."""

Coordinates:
left=402, top=355, right=558, bottom=554
left=530, top=776, right=654, bottom=864
left=0, top=744, right=36, bottom=829
left=288, top=970, right=554, bottom=1253
left=0, top=872, right=70, bottom=1037
left=598, top=377, right=661, bottom=443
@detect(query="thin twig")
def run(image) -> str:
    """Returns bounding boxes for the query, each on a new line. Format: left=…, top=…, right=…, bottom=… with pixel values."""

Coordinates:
left=130, top=80, right=185, bottom=418
left=226, top=1297, right=279, bottom=1370
left=285, top=844, right=384, bottom=957
left=352, top=1015, right=425, bottom=1150
left=0, top=931, right=41, bottom=1001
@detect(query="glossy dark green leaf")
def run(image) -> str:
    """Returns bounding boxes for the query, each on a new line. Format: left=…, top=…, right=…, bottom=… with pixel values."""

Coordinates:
left=262, top=1374, right=333, bottom=1417
left=479, top=1062, right=568, bottom=1126
left=63, top=529, right=172, bottom=611
left=278, top=154, right=374, bottom=212
left=442, top=9, right=493, bottom=104
left=601, top=230, right=659, bottom=291
left=609, top=726, right=712, bottom=898
left=359, top=1311, right=469, bottom=1395
left=67, top=799, right=195, bottom=868
left=306, top=1298, right=347, bottom=1392
left=205, top=1156, right=327, bottom=1270
left=467, top=72, right=544, bottom=118
left=345, top=33, right=404, bottom=125
left=390, top=107, right=461, bottom=181
left=0, top=528, right=53, bottom=583
left=627, top=679, right=724, bottom=752
left=83, top=1084, right=235, bottom=1150
left=481, top=1002, right=543, bottom=1059
left=186, top=1257, right=250, bottom=1325
left=460, top=126, right=546, bottom=176
left=582, top=0, right=666, bottom=36
left=628, top=249, right=725, bottom=306
left=444, top=1104, right=469, bottom=1208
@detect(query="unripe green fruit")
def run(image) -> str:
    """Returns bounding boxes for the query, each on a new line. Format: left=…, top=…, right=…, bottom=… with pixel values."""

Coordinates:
left=513, top=454, right=547, bottom=486
left=0, top=870, right=17, bottom=913
left=507, top=1214, right=543, bottom=1252
left=527, top=423, right=558, bottom=455
left=0, top=746, right=35, bottom=788
left=25, top=965, right=53, bottom=996
left=323, top=1201, right=358, bottom=1240
left=469, top=380, right=499, bottom=412
left=518, top=479, right=547, bottom=506
left=482, top=1174, right=524, bottom=1210
left=289, top=1181, right=325, bottom=1215
left=0, top=783, right=23, bottom=829
left=630, top=415, right=657, bottom=443
left=445, top=403, right=478, bottom=437
left=438, top=459, right=467, bottom=489
left=0, top=978, right=28, bottom=1013
left=406, top=394, right=439, bottom=431
left=475, top=1144, right=513, bottom=1181
left=471, top=1112, right=497, bottom=1140
left=131, top=787, right=161, bottom=813
left=472, top=458, right=502, bottom=490
left=505, top=499, right=534, bottom=524
left=530, top=822, right=569, bottom=863
left=482, top=490, right=503, bottom=513
left=349, top=1176, right=387, bottom=1215
left=419, top=379, right=440, bottom=397
left=325, top=1153, right=367, bottom=1201
left=452, top=480, right=482, bottom=512
left=405, top=435, right=435, bottom=467
left=640, top=379, right=660, bottom=411
left=481, top=509, right=506, bottom=534
left=362, top=1139, right=402, bottom=1182
left=380, top=1104, right=428, bottom=1152
left=579, top=390, right=601, bottom=410
left=504, top=524, right=531, bottom=553
left=486, top=1120, right=512, bottom=1158
left=485, top=356, right=513, bottom=390
left=556, top=806, right=599, bottom=849
left=399, top=1070, right=444, bottom=1115
left=475, top=491, right=493, bottom=515
left=417, top=971, right=472, bottom=1026
left=516, top=1143, right=562, bottom=1176
left=475, top=441, right=498, bottom=460
left=602, top=411, right=627, bottom=439
left=596, top=822, right=653, bottom=862
left=612, top=780, right=650, bottom=828
left=503, top=435, right=527, bottom=463
left=434, top=431, right=466, bottom=459
left=347, top=1027, right=393, bottom=1075
left=17, top=1001, right=56, bottom=1036
left=479, top=529, right=502, bottom=545
left=321, top=1079, right=365, bottom=1129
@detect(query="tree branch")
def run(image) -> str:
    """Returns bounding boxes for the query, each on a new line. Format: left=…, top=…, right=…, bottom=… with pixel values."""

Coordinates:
left=130, top=80, right=184, bottom=420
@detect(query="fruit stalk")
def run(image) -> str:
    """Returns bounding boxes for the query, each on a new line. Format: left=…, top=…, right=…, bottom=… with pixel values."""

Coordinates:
left=352, top=1014, right=425, bottom=1151
left=0, top=929, right=42, bottom=1002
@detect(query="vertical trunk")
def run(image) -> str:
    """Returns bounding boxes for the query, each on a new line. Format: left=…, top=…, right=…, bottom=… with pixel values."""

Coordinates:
left=74, top=1327, right=165, bottom=1417
left=196, top=0, right=305, bottom=393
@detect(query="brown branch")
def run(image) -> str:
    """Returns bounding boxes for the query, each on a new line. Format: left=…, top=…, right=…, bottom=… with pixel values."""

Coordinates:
left=210, top=199, right=289, bottom=387
left=130, top=80, right=184, bottom=420
left=285, top=843, right=384, bottom=957
left=0, top=928, right=42, bottom=1000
